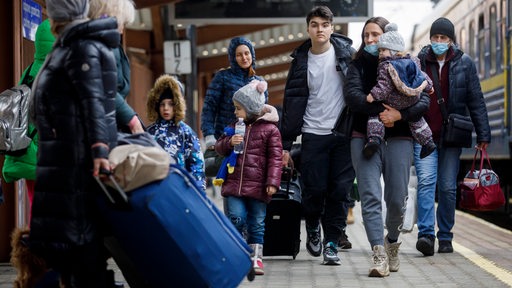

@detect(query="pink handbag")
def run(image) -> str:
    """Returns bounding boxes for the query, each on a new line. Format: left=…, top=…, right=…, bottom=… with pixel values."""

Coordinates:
left=459, top=148, right=505, bottom=211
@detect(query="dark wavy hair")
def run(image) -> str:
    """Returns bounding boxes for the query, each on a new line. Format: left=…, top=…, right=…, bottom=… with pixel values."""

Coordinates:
left=354, top=16, right=390, bottom=60
left=306, top=6, right=334, bottom=25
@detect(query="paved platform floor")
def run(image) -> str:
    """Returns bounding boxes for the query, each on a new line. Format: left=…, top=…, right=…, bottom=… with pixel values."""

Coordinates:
left=2, top=190, right=512, bottom=288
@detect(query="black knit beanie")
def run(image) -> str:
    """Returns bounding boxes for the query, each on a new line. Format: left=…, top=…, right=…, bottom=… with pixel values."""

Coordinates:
left=430, top=17, right=455, bottom=42
left=156, top=88, right=173, bottom=112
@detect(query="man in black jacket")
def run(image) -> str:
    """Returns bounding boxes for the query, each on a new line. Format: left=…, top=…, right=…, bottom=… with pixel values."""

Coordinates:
left=280, top=6, right=355, bottom=265
left=414, top=17, right=490, bottom=257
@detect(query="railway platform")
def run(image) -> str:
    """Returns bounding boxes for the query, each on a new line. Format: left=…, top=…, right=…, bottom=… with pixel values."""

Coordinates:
left=1, top=192, right=511, bottom=288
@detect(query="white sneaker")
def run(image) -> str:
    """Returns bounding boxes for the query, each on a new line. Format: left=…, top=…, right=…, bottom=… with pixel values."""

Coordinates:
left=368, top=245, right=389, bottom=277
left=384, top=236, right=401, bottom=272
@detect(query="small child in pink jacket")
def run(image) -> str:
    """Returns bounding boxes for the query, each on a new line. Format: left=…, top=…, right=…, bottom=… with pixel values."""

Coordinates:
left=364, top=23, right=436, bottom=159
left=215, top=80, right=282, bottom=276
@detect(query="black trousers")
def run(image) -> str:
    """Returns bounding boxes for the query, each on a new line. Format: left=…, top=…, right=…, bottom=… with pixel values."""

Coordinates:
left=300, top=133, right=355, bottom=244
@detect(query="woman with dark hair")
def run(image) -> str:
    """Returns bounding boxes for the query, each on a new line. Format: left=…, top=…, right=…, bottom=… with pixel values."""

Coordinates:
left=345, top=16, right=430, bottom=277
left=201, top=36, right=268, bottom=152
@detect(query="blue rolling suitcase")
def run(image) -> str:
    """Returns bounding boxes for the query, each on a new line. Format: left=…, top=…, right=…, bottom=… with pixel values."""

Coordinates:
left=97, top=165, right=253, bottom=288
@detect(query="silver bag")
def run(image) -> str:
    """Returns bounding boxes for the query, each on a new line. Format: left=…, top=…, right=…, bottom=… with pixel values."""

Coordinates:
left=0, top=84, right=32, bottom=155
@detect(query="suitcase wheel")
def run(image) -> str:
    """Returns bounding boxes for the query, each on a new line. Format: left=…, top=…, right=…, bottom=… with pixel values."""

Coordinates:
left=247, top=267, right=256, bottom=282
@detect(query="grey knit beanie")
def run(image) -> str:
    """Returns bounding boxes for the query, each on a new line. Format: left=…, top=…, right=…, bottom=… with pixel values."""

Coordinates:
left=46, top=0, right=89, bottom=22
left=378, top=23, right=405, bottom=52
left=233, top=80, right=267, bottom=116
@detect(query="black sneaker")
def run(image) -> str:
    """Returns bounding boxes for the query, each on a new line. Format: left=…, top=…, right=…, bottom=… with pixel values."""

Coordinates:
left=420, top=141, right=436, bottom=159
left=363, top=137, right=381, bottom=159
left=306, top=226, right=322, bottom=257
left=322, top=242, right=341, bottom=265
left=337, top=230, right=352, bottom=249
left=438, top=240, right=453, bottom=253
left=416, top=235, right=435, bottom=256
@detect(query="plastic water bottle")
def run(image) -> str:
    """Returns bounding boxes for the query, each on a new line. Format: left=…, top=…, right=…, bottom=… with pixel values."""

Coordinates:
left=234, top=118, right=245, bottom=154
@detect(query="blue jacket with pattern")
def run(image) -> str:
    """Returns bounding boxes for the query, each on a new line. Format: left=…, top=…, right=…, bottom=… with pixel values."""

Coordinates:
left=147, top=119, right=206, bottom=190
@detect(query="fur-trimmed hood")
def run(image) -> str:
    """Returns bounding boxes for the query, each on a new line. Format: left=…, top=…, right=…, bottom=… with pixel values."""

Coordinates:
left=146, top=75, right=186, bottom=123
left=257, top=104, right=279, bottom=124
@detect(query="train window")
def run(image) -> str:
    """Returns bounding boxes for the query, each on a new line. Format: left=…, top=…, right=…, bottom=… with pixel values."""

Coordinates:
left=469, top=21, right=476, bottom=60
left=490, top=5, right=497, bottom=75
left=460, top=28, right=466, bottom=54
left=478, top=14, right=485, bottom=78
left=501, top=0, right=506, bottom=71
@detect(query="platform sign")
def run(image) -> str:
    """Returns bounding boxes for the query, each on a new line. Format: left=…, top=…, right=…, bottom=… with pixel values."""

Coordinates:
left=22, top=0, right=42, bottom=41
left=172, top=0, right=372, bottom=24
left=164, top=40, right=192, bottom=75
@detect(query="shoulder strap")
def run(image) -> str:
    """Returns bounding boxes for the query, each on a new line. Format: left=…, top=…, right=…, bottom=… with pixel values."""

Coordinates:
left=429, top=63, right=449, bottom=123
left=20, top=62, right=35, bottom=86
left=28, top=128, right=37, bottom=139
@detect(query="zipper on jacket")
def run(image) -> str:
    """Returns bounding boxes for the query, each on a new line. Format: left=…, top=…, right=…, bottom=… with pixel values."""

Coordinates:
left=237, top=124, right=251, bottom=196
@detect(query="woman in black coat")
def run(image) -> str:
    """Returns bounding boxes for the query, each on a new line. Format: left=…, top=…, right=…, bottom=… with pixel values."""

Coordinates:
left=30, top=0, right=118, bottom=286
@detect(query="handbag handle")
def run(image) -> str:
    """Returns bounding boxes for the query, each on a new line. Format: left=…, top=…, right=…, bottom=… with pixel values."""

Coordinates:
left=470, top=148, right=493, bottom=178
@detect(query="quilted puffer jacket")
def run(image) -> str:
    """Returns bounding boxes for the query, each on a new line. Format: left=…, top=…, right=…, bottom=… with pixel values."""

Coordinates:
left=280, top=33, right=354, bottom=150
left=418, top=45, right=490, bottom=144
left=216, top=105, right=282, bottom=204
left=30, top=17, right=119, bottom=248
left=201, top=37, right=267, bottom=140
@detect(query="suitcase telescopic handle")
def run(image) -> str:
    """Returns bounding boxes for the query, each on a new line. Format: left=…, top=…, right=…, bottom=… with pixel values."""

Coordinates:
left=94, top=169, right=129, bottom=205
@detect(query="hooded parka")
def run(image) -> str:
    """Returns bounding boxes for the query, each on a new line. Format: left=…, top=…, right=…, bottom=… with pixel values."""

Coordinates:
left=201, top=37, right=268, bottom=140
left=146, top=75, right=206, bottom=190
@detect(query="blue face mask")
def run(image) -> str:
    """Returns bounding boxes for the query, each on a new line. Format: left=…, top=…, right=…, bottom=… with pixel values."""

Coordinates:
left=364, top=44, right=379, bottom=56
left=431, top=42, right=449, bottom=56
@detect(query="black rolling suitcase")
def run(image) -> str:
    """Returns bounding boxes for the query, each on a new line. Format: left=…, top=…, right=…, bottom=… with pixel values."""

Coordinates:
left=263, top=166, right=302, bottom=259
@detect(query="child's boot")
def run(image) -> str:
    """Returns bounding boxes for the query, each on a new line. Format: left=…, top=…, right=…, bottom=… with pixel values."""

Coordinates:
left=250, top=243, right=264, bottom=275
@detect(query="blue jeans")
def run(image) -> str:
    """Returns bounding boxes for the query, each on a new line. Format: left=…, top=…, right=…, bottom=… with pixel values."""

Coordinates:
left=224, top=196, right=267, bottom=244
left=300, top=133, right=354, bottom=244
left=414, top=142, right=461, bottom=241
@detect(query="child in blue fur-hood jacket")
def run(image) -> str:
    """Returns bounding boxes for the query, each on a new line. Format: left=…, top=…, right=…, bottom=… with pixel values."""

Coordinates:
left=147, top=75, right=206, bottom=190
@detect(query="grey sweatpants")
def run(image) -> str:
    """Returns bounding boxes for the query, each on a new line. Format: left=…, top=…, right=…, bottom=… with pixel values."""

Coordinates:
left=351, top=137, right=413, bottom=248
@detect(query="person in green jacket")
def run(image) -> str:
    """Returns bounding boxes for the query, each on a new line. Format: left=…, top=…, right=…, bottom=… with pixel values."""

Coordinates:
left=89, top=0, right=144, bottom=134
left=2, top=19, right=55, bottom=225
